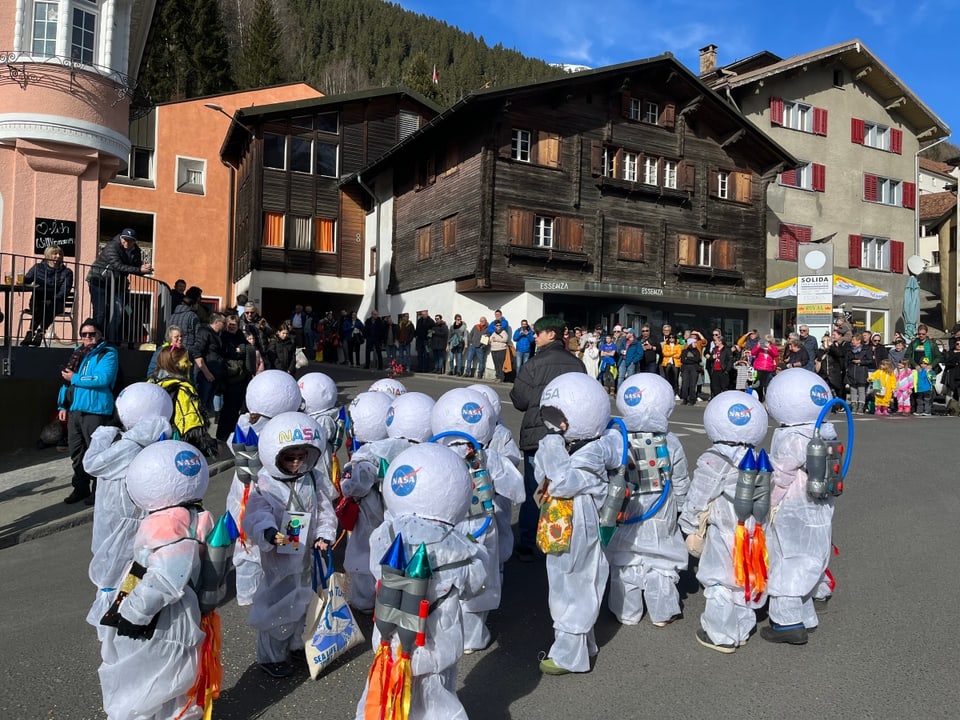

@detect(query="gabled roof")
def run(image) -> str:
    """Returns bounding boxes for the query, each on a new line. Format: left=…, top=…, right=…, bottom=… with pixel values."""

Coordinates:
left=919, top=191, right=958, bottom=224
left=345, top=53, right=797, bottom=185
left=710, top=39, right=950, bottom=142
left=221, top=85, right=443, bottom=161
left=919, top=156, right=958, bottom=178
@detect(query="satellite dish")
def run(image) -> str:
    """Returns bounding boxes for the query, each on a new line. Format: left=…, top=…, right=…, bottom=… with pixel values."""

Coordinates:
left=906, top=255, right=927, bottom=276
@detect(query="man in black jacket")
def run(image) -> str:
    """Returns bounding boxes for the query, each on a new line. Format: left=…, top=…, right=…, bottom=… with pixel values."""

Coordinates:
left=509, top=316, right=586, bottom=561
left=193, top=312, right=226, bottom=413
left=86, top=229, right=153, bottom=343
left=414, top=309, right=435, bottom=372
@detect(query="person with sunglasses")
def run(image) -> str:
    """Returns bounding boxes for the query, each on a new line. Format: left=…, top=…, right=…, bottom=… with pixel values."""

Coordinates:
left=58, top=319, right=119, bottom=505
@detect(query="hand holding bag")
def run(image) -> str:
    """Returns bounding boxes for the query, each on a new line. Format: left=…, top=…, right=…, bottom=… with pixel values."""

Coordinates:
left=302, top=549, right=364, bottom=679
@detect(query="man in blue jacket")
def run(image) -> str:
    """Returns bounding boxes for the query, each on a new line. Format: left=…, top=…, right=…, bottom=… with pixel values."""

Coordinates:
left=58, top=319, right=118, bottom=504
left=513, top=319, right=534, bottom=370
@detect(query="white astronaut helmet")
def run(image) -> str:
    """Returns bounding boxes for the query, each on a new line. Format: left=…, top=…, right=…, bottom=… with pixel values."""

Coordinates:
left=126, top=440, right=209, bottom=512
left=540, top=372, right=611, bottom=441
left=765, top=368, right=834, bottom=425
left=258, top=411, right=326, bottom=479
left=382, top=443, right=472, bottom=524
left=245, top=369, right=303, bottom=418
left=369, top=377, right=407, bottom=398
left=702, top=390, right=768, bottom=446
left=347, top=391, right=393, bottom=443
left=466, top=383, right=502, bottom=421
left=116, top=382, right=173, bottom=430
left=384, top=391, right=435, bottom=442
left=298, top=372, right=338, bottom=415
left=431, top=387, right=496, bottom=447
left=616, top=372, right=676, bottom=421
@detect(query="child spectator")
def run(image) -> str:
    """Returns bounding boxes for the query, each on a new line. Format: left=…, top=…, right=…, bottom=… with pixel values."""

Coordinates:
left=869, top=358, right=898, bottom=416
left=599, top=334, right=618, bottom=395
left=268, top=321, right=297, bottom=375
left=913, top=358, right=936, bottom=416
left=845, top=335, right=871, bottom=414
left=734, top=355, right=752, bottom=392
left=243, top=412, right=337, bottom=678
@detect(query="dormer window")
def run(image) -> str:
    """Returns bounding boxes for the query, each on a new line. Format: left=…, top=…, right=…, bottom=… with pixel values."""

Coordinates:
left=25, top=1, right=102, bottom=66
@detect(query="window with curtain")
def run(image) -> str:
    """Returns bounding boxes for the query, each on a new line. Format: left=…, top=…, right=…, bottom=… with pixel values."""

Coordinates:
left=262, top=212, right=284, bottom=247
left=291, top=216, right=313, bottom=250
left=32, top=1, right=58, bottom=56
left=316, top=218, right=336, bottom=253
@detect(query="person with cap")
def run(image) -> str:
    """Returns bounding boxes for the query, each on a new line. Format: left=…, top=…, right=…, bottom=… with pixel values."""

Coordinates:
left=86, top=228, right=153, bottom=343
left=617, top=328, right=642, bottom=388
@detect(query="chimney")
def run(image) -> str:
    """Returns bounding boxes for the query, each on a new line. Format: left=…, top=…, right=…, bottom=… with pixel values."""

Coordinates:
left=699, top=44, right=718, bottom=76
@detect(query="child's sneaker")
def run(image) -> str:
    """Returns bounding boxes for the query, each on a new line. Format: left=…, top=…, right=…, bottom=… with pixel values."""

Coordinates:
left=695, top=628, right=736, bottom=654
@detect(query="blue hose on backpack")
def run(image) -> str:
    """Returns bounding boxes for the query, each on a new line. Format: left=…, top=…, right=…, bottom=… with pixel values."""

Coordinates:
left=428, top=430, right=492, bottom=539
left=813, top=397, right=854, bottom=479
left=606, top=417, right=672, bottom=525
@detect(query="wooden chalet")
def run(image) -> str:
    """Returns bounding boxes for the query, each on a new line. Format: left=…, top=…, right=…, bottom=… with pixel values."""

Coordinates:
left=219, top=87, right=441, bottom=315
left=346, top=54, right=798, bottom=334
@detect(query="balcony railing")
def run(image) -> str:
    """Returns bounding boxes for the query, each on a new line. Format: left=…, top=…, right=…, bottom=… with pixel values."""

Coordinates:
left=1, top=251, right=172, bottom=354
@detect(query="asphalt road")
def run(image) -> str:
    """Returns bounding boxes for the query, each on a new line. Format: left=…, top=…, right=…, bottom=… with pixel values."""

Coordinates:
left=1, top=367, right=958, bottom=719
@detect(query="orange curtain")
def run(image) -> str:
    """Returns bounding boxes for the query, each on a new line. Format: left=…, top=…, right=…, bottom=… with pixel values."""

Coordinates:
left=263, top=212, right=284, bottom=248
left=316, top=218, right=335, bottom=252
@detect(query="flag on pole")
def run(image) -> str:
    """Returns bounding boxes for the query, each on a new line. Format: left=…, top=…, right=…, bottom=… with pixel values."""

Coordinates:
left=432, top=64, right=439, bottom=85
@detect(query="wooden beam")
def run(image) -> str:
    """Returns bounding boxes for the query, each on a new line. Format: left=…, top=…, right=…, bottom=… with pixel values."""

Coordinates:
left=885, top=96, right=906, bottom=110
left=720, top=128, right=745, bottom=148
left=854, top=65, right=872, bottom=80
left=678, top=95, right=703, bottom=116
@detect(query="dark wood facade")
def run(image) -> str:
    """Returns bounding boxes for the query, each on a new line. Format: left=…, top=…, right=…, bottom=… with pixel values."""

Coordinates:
left=222, top=88, right=441, bottom=284
left=362, top=57, right=795, bottom=302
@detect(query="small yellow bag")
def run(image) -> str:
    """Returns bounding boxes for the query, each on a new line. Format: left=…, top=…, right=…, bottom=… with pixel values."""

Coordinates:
left=536, top=493, right=574, bottom=554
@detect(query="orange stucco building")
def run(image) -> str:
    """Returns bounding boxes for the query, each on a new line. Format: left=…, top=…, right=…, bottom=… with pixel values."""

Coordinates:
left=100, top=83, right=324, bottom=311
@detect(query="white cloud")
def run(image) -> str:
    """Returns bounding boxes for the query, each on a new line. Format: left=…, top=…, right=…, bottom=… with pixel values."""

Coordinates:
left=854, top=0, right=895, bottom=25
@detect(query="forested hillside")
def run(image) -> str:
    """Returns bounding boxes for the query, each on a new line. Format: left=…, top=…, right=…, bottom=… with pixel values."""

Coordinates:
left=139, top=0, right=567, bottom=106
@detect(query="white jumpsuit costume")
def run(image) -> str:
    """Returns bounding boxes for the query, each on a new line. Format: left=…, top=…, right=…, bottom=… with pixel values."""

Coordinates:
left=353, top=444, right=487, bottom=720
left=243, top=412, right=337, bottom=665
left=84, top=383, right=173, bottom=637
left=765, top=369, right=838, bottom=631
left=606, top=374, right=690, bottom=625
left=226, top=370, right=304, bottom=605
left=97, top=440, right=213, bottom=720
left=678, top=391, right=769, bottom=648
left=432, top=387, right=525, bottom=651
left=535, top=373, right=621, bottom=673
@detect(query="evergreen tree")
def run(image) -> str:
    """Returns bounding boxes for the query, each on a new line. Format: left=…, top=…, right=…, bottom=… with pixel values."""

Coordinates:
left=401, top=50, right=440, bottom=102
left=234, top=0, right=285, bottom=89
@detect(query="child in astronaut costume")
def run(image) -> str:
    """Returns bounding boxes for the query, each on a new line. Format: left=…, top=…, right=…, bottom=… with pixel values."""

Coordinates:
left=761, top=368, right=838, bottom=644
left=431, top=387, right=525, bottom=653
left=226, top=370, right=304, bottom=606
left=298, top=371, right=342, bottom=481
left=243, top=411, right=338, bottom=677
left=468, top=383, right=524, bottom=563
left=534, top=372, right=621, bottom=675
left=606, top=373, right=690, bottom=626
left=353, top=443, right=488, bottom=720
left=678, top=391, right=769, bottom=653
left=340, top=391, right=432, bottom=612
left=97, top=440, right=214, bottom=720
left=84, top=383, right=173, bottom=639
left=369, top=377, right=407, bottom=398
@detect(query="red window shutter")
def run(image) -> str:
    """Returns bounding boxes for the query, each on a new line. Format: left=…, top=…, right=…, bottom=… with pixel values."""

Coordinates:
left=779, top=225, right=798, bottom=261
left=890, top=128, right=903, bottom=155
left=798, top=226, right=812, bottom=244
left=812, top=163, right=826, bottom=192
left=863, top=173, right=878, bottom=202
left=781, top=168, right=798, bottom=187
left=769, top=97, right=784, bottom=126
left=848, top=235, right=862, bottom=268
left=902, top=181, right=916, bottom=209
left=813, top=107, right=828, bottom=136
left=851, top=118, right=865, bottom=144
left=891, top=240, right=904, bottom=273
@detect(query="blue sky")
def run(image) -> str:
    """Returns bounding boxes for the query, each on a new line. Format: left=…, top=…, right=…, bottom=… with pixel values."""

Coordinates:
left=395, top=0, right=959, bottom=146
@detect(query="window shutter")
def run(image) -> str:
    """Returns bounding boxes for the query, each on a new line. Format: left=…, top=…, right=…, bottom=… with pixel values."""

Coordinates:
left=659, top=103, right=676, bottom=129
left=558, top=217, right=584, bottom=253
left=537, top=131, right=561, bottom=168
left=680, top=161, right=696, bottom=191
left=590, top=141, right=603, bottom=176
left=798, top=226, right=812, bottom=244
left=508, top=208, right=533, bottom=247
left=442, top=216, right=457, bottom=253
left=863, top=173, right=878, bottom=202
left=812, top=163, right=826, bottom=192
left=734, top=172, right=752, bottom=203
left=890, top=240, right=905, bottom=273
left=890, top=129, right=903, bottom=155
left=780, top=168, right=798, bottom=187
left=709, top=168, right=719, bottom=196
left=417, top=226, right=431, bottom=260
left=769, top=97, right=784, bottom=126
left=677, top=233, right=697, bottom=265
left=618, top=224, right=644, bottom=261
left=779, top=225, right=798, bottom=261
left=498, top=125, right=513, bottom=159
left=902, top=181, right=916, bottom=209
left=715, top=239, right=736, bottom=270
left=851, top=118, right=865, bottom=144
left=426, top=155, right=436, bottom=185
left=848, top=234, right=862, bottom=268
left=614, top=148, right=623, bottom=180
left=812, top=107, right=828, bottom=136
left=621, top=92, right=632, bottom=118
